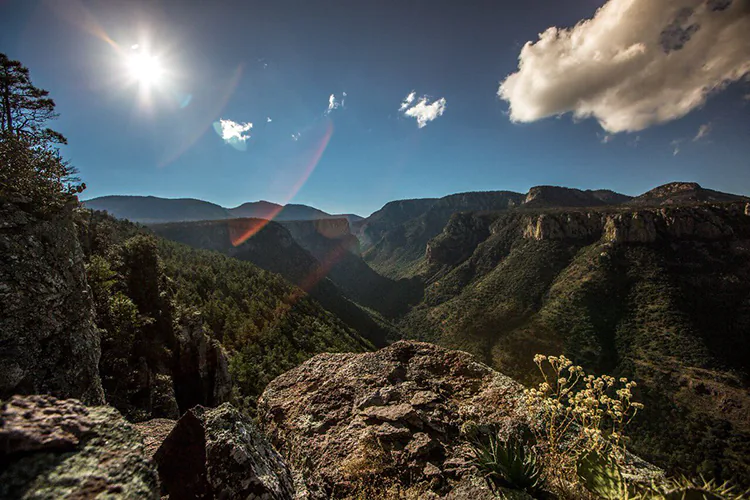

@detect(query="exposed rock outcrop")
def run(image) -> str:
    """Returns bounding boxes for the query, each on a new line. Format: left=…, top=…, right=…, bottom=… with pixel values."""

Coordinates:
left=0, top=395, right=159, bottom=499
left=173, top=315, right=232, bottom=412
left=628, top=182, right=748, bottom=206
left=151, top=403, right=295, bottom=500
left=426, top=212, right=497, bottom=267
left=519, top=204, right=747, bottom=243
left=259, top=341, right=528, bottom=497
left=0, top=200, right=104, bottom=404
left=522, top=212, right=604, bottom=241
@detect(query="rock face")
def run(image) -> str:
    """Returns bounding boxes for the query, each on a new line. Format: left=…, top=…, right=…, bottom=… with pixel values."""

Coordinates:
left=152, top=403, right=295, bottom=500
left=173, top=315, right=232, bottom=412
left=0, top=200, right=104, bottom=404
left=0, top=395, right=159, bottom=499
left=259, top=341, right=527, bottom=497
left=426, top=213, right=497, bottom=267
left=628, top=181, right=748, bottom=206
left=519, top=204, right=745, bottom=243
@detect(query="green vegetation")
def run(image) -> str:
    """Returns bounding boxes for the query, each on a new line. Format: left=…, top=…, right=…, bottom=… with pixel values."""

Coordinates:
left=79, top=211, right=371, bottom=415
left=1, top=53, right=83, bottom=212
left=469, top=431, right=546, bottom=496
left=403, top=208, right=750, bottom=486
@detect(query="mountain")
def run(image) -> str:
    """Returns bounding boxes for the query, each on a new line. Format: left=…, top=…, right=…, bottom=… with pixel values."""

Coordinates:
left=84, top=195, right=229, bottom=223
left=628, top=181, right=749, bottom=206
left=228, top=201, right=334, bottom=221
left=523, top=185, right=633, bottom=208
left=356, top=186, right=636, bottom=279
left=150, top=217, right=401, bottom=347
left=85, top=195, right=363, bottom=224
left=399, top=200, right=750, bottom=483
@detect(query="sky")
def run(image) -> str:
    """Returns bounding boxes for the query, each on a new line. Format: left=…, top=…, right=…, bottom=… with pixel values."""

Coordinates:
left=1, top=0, right=749, bottom=217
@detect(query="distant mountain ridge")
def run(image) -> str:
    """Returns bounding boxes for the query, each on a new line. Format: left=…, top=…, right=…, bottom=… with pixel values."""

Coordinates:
left=84, top=195, right=362, bottom=224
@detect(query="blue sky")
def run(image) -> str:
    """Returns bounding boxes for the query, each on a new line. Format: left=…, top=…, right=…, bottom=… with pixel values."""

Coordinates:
left=2, top=0, right=749, bottom=216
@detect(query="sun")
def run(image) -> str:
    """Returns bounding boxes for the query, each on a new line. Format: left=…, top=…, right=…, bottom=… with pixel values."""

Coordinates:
left=126, top=48, right=164, bottom=88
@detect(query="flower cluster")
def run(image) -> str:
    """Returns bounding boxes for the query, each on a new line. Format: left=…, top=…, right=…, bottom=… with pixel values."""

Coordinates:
left=524, top=354, right=644, bottom=480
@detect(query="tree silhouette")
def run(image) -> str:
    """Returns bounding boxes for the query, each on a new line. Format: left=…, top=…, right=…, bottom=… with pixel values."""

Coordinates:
left=1, top=52, right=66, bottom=145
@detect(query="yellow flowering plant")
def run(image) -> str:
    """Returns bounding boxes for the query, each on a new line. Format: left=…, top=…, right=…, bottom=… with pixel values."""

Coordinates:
left=524, top=354, right=644, bottom=482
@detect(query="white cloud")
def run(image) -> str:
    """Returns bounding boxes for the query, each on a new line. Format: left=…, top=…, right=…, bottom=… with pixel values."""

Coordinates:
left=599, top=133, right=613, bottom=144
left=326, top=93, right=346, bottom=114
left=213, top=119, right=253, bottom=150
left=267, top=117, right=272, bottom=123
left=399, top=91, right=416, bottom=111
left=291, top=132, right=301, bottom=141
left=671, top=138, right=684, bottom=156
left=399, top=92, right=447, bottom=128
left=693, top=122, right=712, bottom=141
left=498, top=0, right=750, bottom=133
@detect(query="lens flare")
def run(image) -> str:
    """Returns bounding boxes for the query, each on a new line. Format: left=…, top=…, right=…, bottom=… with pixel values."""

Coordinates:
left=229, top=120, right=335, bottom=247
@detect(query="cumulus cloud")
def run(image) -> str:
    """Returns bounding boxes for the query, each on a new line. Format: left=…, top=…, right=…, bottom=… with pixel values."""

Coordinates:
left=693, top=122, right=712, bottom=141
left=498, top=0, right=750, bottom=133
left=399, top=92, right=447, bottom=128
left=213, top=119, right=253, bottom=150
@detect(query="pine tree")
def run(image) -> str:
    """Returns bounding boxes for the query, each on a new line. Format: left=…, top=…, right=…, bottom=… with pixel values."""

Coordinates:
left=0, top=52, right=65, bottom=144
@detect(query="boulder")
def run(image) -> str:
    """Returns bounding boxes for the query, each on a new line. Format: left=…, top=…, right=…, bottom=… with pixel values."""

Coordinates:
left=152, top=403, right=295, bottom=500
left=258, top=340, right=528, bottom=497
left=0, top=394, right=159, bottom=499
left=0, top=201, right=104, bottom=404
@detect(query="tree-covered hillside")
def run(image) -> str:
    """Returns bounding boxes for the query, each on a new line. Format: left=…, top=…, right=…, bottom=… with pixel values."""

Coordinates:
left=401, top=204, right=750, bottom=485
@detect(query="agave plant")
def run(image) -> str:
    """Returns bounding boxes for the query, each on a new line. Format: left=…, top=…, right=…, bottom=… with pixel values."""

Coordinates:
left=469, top=431, right=546, bottom=496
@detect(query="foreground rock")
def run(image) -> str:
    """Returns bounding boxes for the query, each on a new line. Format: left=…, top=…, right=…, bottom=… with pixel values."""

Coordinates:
left=151, top=403, right=295, bottom=499
left=0, top=394, right=159, bottom=499
left=0, top=200, right=104, bottom=404
left=259, top=341, right=529, bottom=497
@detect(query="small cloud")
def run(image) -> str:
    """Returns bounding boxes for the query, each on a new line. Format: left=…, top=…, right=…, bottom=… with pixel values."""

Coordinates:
left=266, top=117, right=272, bottom=123
left=326, top=93, right=346, bottom=114
left=213, top=118, right=253, bottom=150
left=399, top=91, right=416, bottom=112
left=693, top=122, right=712, bottom=142
left=399, top=92, right=447, bottom=128
left=599, top=133, right=613, bottom=144
left=670, top=138, right=683, bottom=156
left=291, top=132, right=301, bottom=141
left=630, top=135, right=641, bottom=148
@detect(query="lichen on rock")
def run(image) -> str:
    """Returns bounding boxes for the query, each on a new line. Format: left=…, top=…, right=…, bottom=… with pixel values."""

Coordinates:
left=0, top=394, right=159, bottom=499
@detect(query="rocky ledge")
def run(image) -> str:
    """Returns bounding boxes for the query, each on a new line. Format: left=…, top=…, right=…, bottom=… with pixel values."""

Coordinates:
left=258, top=340, right=529, bottom=498
left=0, top=395, right=159, bottom=499
left=522, top=203, right=749, bottom=243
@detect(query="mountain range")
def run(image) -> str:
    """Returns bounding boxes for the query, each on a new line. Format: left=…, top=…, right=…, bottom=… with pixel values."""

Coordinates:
left=83, top=195, right=364, bottom=224
left=47, top=182, right=750, bottom=485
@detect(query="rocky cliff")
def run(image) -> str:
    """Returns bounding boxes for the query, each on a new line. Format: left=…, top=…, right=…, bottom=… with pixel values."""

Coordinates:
left=516, top=204, right=746, bottom=244
left=0, top=200, right=104, bottom=404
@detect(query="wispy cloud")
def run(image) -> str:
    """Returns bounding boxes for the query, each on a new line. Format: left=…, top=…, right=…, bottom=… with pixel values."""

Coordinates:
left=399, top=91, right=416, bottom=112
left=693, top=122, right=712, bottom=142
left=498, top=0, right=750, bottom=133
left=291, top=132, right=301, bottom=141
left=599, top=133, right=613, bottom=144
left=670, top=138, right=683, bottom=156
left=399, top=92, right=447, bottom=128
left=266, top=117, right=272, bottom=123
left=213, top=119, right=253, bottom=150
